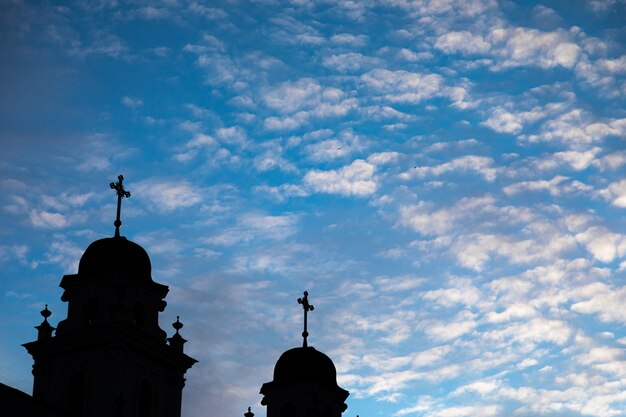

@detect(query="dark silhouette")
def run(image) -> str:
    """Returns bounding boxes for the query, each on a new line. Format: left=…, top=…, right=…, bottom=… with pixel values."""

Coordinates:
left=110, top=174, right=131, bottom=238
left=8, top=175, right=197, bottom=417
left=297, top=291, right=314, bottom=347
left=260, top=291, right=349, bottom=417
left=2, top=176, right=352, bottom=417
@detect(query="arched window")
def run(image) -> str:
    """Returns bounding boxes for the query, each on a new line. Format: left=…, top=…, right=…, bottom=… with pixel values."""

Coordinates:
left=68, top=373, right=85, bottom=417
left=138, top=379, right=153, bottom=417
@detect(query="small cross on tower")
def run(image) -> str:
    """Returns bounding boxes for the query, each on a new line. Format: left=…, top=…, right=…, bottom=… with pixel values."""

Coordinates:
left=110, top=174, right=131, bottom=238
left=297, top=291, right=314, bottom=347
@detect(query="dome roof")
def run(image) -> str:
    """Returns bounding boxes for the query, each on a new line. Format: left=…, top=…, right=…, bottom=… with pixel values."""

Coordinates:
left=273, top=346, right=338, bottom=386
left=78, top=236, right=152, bottom=282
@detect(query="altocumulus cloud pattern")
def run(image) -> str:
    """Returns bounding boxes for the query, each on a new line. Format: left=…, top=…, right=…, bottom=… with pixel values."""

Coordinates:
left=1, top=1, right=626, bottom=417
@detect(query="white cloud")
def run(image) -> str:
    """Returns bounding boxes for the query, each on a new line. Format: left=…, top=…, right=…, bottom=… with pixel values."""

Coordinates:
left=361, top=68, right=444, bottom=104
left=435, top=31, right=491, bottom=55
left=482, top=108, right=524, bottom=134
left=263, top=79, right=357, bottom=131
left=399, top=202, right=457, bottom=235
left=426, top=310, right=478, bottom=341
left=303, top=159, right=378, bottom=197
left=0, top=244, right=30, bottom=265
left=599, top=179, right=626, bottom=208
left=434, top=26, right=581, bottom=71
left=572, top=285, right=626, bottom=324
left=402, top=156, right=497, bottom=181
left=264, top=78, right=328, bottom=114
left=304, top=139, right=351, bottom=161
left=555, top=148, right=601, bottom=170
left=216, top=126, right=248, bottom=146
left=330, top=33, right=368, bottom=46
left=526, top=109, right=626, bottom=145
left=452, top=232, right=575, bottom=271
left=205, top=212, right=299, bottom=246
left=322, top=53, right=380, bottom=72
left=367, top=152, right=400, bottom=165
left=575, top=226, right=626, bottom=262
left=135, top=179, right=203, bottom=213
left=253, top=151, right=297, bottom=172
left=490, top=27, right=581, bottom=70
left=398, top=195, right=497, bottom=236
left=30, top=210, right=68, bottom=229
left=423, top=278, right=482, bottom=308
left=253, top=184, right=310, bottom=202
left=503, top=175, right=571, bottom=196
left=593, top=151, right=626, bottom=170
left=122, top=96, right=143, bottom=108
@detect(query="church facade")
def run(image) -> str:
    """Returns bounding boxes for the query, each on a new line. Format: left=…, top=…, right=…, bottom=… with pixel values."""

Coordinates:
left=2, top=176, right=350, bottom=417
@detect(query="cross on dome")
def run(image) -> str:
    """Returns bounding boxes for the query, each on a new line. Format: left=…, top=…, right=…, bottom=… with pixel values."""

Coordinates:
left=110, top=174, right=131, bottom=238
left=297, top=291, right=314, bottom=347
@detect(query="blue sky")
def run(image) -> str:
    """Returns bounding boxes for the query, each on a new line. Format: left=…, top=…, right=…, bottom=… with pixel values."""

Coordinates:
left=2, top=0, right=626, bottom=416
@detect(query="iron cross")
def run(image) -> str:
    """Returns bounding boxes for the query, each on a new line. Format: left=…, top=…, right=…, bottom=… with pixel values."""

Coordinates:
left=110, top=175, right=131, bottom=237
left=297, top=291, right=314, bottom=347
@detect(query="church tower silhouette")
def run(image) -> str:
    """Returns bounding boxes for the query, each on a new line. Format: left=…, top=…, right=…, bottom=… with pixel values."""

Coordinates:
left=21, top=175, right=197, bottom=417
left=260, top=291, right=349, bottom=417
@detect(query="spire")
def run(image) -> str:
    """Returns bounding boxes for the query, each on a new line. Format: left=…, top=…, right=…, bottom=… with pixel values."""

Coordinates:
left=297, top=291, right=314, bottom=347
left=110, top=174, right=131, bottom=238
left=168, top=316, right=187, bottom=352
left=244, top=407, right=254, bottom=417
left=35, top=304, right=55, bottom=340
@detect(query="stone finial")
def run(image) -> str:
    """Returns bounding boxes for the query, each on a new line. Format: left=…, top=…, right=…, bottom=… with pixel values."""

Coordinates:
left=36, top=304, right=55, bottom=340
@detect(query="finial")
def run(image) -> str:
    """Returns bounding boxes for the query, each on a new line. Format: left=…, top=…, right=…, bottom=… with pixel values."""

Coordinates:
left=173, top=316, right=183, bottom=333
left=168, top=316, right=187, bottom=352
left=297, top=291, right=314, bottom=347
left=36, top=304, right=55, bottom=340
left=41, top=304, right=52, bottom=321
left=244, top=407, right=254, bottom=417
left=110, top=174, right=131, bottom=238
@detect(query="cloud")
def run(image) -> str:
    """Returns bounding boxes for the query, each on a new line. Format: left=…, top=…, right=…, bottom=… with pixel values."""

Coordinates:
left=425, top=310, right=478, bottom=341
left=135, top=179, right=203, bottom=213
left=526, top=109, right=626, bottom=145
left=330, top=33, right=368, bottom=46
left=30, top=210, right=68, bottom=229
left=367, top=152, right=400, bottom=165
left=204, top=212, right=299, bottom=246
left=187, top=3, right=227, bottom=20
left=575, top=226, right=626, bottom=262
left=435, top=31, right=491, bottom=55
left=322, top=53, right=381, bottom=72
left=216, top=126, right=248, bottom=146
left=401, top=156, right=497, bottom=181
left=503, top=175, right=592, bottom=196
left=0, top=244, right=30, bottom=266
left=360, top=69, right=444, bottom=104
left=122, top=96, right=143, bottom=108
left=572, top=285, right=626, bottom=324
left=423, top=278, right=482, bottom=308
left=253, top=151, right=297, bottom=173
left=303, top=159, right=378, bottom=197
left=264, top=78, right=328, bottom=114
left=303, top=129, right=367, bottom=162
left=599, top=179, right=626, bottom=207
left=263, top=78, right=357, bottom=131
left=452, top=231, right=576, bottom=271
left=434, top=26, right=581, bottom=71
left=253, top=184, right=310, bottom=202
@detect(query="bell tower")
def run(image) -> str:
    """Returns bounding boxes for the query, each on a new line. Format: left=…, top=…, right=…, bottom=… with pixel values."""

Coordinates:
left=23, top=175, right=197, bottom=417
left=260, top=291, right=349, bottom=417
